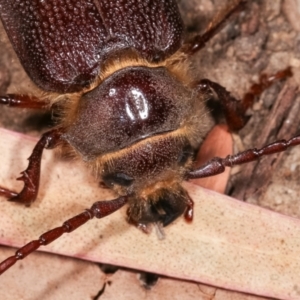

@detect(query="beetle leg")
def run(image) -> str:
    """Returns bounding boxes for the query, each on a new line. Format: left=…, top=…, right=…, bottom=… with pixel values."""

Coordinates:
left=188, top=135, right=300, bottom=179
left=0, top=94, right=49, bottom=109
left=0, top=128, right=62, bottom=205
left=197, top=67, right=292, bottom=131
left=0, top=196, right=128, bottom=274
left=182, top=0, right=246, bottom=55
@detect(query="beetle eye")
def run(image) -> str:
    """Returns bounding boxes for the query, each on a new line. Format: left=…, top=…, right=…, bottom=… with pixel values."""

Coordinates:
left=102, top=173, right=134, bottom=187
left=178, top=144, right=193, bottom=166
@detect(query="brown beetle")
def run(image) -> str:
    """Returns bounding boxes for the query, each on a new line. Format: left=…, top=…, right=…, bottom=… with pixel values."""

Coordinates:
left=0, top=0, right=299, bottom=280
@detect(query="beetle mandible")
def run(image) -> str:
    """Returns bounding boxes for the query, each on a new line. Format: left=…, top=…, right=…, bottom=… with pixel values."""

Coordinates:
left=0, top=0, right=299, bottom=276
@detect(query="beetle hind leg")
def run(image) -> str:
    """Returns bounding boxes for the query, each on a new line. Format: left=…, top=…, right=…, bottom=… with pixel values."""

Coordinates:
left=0, top=94, right=49, bottom=109
left=182, top=0, right=247, bottom=55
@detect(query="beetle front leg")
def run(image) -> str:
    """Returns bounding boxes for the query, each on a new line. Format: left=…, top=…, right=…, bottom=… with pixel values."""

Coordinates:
left=0, top=128, right=62, bottom=205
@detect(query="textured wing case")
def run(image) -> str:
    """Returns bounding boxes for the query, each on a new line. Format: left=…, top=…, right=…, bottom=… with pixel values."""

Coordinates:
left=0, top=0, right=183, bottom=93
left=0, top=0, right=107, bottom=93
